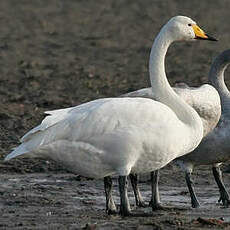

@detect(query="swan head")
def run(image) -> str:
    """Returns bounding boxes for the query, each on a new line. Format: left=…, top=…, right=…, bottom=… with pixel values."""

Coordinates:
left=166, top=16, right=217, bottom=42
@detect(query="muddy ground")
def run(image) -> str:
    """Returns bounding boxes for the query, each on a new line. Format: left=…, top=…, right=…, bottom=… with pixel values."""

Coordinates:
left=0, top=0, right=230, bottom=229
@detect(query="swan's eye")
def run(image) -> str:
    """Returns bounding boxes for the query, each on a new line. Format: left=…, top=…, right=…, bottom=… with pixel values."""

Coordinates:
left=188, top=23, right=192, bottom=26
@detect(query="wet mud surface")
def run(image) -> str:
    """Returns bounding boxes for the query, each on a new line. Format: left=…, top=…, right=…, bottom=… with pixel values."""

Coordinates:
left=1, top=167, right=230, bottom=229
left=1, top=0, right=230, bottom=229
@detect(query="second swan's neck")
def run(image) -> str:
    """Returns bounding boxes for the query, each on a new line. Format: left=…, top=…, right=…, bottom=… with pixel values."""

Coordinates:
left=209, top=53, right=230, bottom=113
left=149, top=26, right=202, bottom=128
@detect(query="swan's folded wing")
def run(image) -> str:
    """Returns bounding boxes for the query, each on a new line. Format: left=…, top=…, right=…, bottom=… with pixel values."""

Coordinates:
left=121, top=88, right=154, bottom=99
left=20, top=98, right=112, bottom=142
left=8, top=98, right=136, bottom=154
left=174, top=84, right=221, bottom=136
left=7, top=98, right=114, bottom=160
left=21, top=107, right=74, bottom=142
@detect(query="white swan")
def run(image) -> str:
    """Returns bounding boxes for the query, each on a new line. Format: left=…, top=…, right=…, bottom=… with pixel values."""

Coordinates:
left=4, top=16, right=215, bottom=216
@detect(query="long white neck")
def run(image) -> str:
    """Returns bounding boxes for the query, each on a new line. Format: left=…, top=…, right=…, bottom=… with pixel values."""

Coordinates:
left=149, top=25, right=202, bottom=128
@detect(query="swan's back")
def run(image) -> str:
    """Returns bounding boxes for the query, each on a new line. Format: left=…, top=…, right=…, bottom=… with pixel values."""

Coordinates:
left=174, top=84, right=221, bottom=136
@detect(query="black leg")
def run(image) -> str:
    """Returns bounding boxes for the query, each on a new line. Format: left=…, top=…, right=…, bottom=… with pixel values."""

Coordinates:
left=185, top=172, right=200, bottom=208
left=150, top=170, right=163, bottom=210
left=212, top=166, right=230, bottom=207
left=129, top=174, right=147, bottom=207
left=149, top=170, right=187, bottom=211
left=118, top=176, right=132, bottom=216
left=104, top=176, right=117, bottom=214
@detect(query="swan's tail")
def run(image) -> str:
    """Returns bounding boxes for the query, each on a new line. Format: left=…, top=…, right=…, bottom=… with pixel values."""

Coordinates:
left=4, top=144, right=31, bottom=161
